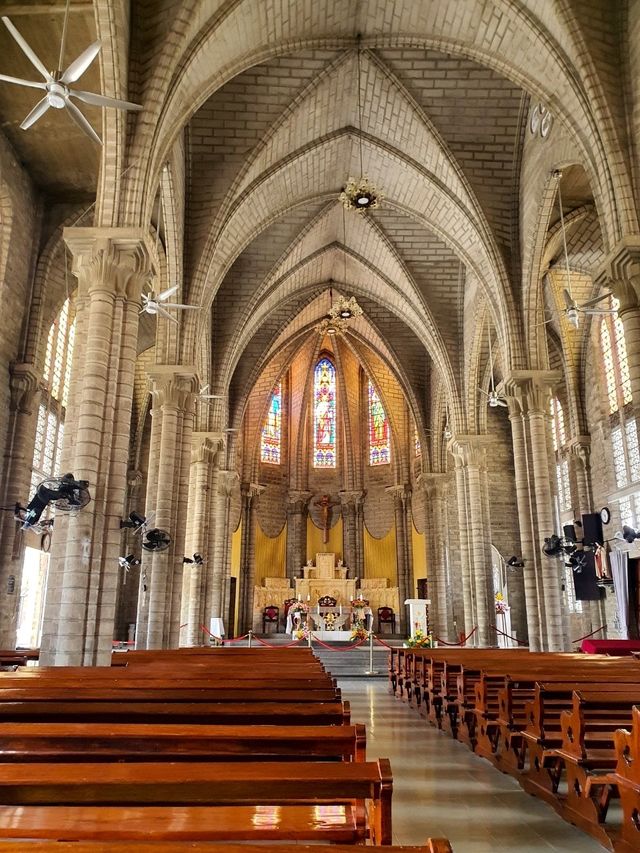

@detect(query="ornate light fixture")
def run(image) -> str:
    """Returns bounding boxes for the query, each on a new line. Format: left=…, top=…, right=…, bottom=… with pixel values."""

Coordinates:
left=339, top=39, right=383, bottom=213
left=315, top=286, right=362, bottom=337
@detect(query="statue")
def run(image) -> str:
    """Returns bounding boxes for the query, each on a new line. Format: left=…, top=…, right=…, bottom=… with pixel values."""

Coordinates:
left=313, top=493, right=339, bottom=544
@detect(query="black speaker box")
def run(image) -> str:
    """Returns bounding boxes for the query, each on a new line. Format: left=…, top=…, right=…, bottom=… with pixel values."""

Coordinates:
left=571, top=551, right=600, bottom=601
left=581, top=512, right=604, bottom=547
left=563, top=524, right=577, bottom=543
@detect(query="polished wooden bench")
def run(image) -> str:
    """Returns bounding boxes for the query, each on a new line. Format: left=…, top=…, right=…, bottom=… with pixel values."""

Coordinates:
left=0, top=840, right=453, bottom=853
left=613, top=705, right=640, bottom=853
left=0, top=758, right=393, bottom=845
left=0, top=721, right=366, bottom=762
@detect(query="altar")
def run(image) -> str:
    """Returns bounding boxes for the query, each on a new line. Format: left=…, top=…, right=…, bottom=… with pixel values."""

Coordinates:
left=295, top=552, right=356, bottom=604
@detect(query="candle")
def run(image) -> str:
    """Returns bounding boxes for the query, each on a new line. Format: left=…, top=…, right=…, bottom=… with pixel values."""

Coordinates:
left=297, top=594, right=301, bottom=602
left=307, top=594, right=310, bottom=602
left=359, top=592, right=363, bottom=601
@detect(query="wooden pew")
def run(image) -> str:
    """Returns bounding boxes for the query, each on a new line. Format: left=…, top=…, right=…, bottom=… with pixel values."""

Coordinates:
left=0, top=721, right=367, bottom=762
left=0, top=840, right=455, bottom=853
left=613, top=705, right=640, bottom=853
left=0, top=758, right=393, bottom=845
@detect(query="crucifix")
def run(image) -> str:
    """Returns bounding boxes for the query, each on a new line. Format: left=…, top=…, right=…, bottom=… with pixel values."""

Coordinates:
left=313, top=493, right=339, bottom=544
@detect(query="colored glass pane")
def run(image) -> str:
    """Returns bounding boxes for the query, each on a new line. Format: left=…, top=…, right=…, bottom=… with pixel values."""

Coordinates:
left=313, top=358, right=336, bottom=468
left=368, top=381, right=390, bottom=465
left=261, top=382, right=282, bottom=464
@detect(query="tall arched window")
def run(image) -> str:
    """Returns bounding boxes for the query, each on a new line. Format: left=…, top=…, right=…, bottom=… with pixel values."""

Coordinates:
left=368, top=381, right=390, bottom=466
left=18, top=298, right=75, bottom=647
left=313, top=358, right=336, bottom=468
left=601, top=302, right=640, bottom=527
left=414, top=425, right=421, bottom=457
left=261, top=382, right=282, bottom=464
left=550, top=398, right=570, bottom=513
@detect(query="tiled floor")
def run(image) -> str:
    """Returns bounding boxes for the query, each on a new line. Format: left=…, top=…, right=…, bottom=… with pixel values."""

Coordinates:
left=338, top=678, right=606, bottom=852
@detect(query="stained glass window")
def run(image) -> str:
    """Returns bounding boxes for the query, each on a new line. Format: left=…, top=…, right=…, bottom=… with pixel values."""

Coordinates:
left=414, top=426, right=421, bottom=457
left=313, top=358, right=336, bottom=468
left=368, top=381, right=390, bottom=465
left=261, top=382, right=282, bottom=464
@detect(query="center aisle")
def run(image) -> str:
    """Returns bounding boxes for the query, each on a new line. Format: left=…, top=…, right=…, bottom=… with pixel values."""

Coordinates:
left=338, top=679, right=605, bottom=853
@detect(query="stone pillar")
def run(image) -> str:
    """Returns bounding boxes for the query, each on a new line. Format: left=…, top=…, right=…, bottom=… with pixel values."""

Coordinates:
left=0, top=364, right=41, bottom=647
left=183, top=432, right=224, bottom=646
left=387, top=484, right=412, bottom=635
left=140, top=366, right=198, bottom=649
left=418, top=473, right=454, bottom=642
left=40, top=229, right=153, bottom=666
left=239, top=482, right=265, bottom=632
left=500, top=371, right=566, bottom=651
left=286, top=490, right=311, bottom=584
left=449, top=436, right=495, bottom=647
left=596, top=238, right=640, bottom=412
left=339, top=490, right=364, bottom=577
left=213, top=470, right=238, bottom=633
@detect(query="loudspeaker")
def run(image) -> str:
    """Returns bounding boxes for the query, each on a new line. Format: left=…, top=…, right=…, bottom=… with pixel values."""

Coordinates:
left=563, top=524, right=577, bottom=543
left=581, top=512, right=604, bottom=547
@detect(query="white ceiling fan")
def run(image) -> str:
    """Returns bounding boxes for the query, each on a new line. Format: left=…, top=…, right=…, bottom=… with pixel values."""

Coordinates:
left=198, top=385, right=224, bottom=401
left=552, top=170, right=615, bottom=330
left=140, top=285, right=198, bottom=324
left=478, top=330, right=507, bottom=408
left=0, top=0, right=142, bottom=144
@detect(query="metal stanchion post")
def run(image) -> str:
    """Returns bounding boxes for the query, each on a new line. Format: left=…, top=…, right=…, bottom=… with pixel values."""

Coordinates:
left=365, top=630, right=379, bottom=675
left=248, top=630, right=253, bottom=648
left=307, top=629, right=313, bottom=648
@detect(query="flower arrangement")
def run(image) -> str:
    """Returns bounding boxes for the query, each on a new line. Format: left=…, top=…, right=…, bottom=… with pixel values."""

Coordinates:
left=351, top=621, right=369, bottom=641
left=495, top=592, right=510, bottom=615
left=290, top=601, right=310, bottom=614
left=350, top=598, right=369, bottom=608
left=405, top=627, right=433, bottom=648
left=294, top=624, right=309, bottom=641
left=324, top=612, right=338, bottom=631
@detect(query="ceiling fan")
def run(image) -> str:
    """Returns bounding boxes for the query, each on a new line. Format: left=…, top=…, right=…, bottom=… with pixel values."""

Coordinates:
left=140, top=285, right=198, bottom=324
left=198, top=385, right=223, bottom=401
left=0, top=1, right=142, bottom=144
left=552, top=170, right=615, bottom=330
left=478, top=329, right=507, bottom=408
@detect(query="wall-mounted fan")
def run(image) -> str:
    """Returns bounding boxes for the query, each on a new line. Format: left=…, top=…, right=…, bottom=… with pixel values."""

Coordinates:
left=118, top=554, right=141, bottom=571
left=142, top=528, right=171, bottom=552
left=615, top=525, right=640, bottom=544
left=0, top=5, right=142, bottom=144
left=140, top=286, right=198, bottom=324
left=183, top=553, right=205, bottom=565
left=478, top=329, right=507, bottom=408
left=19, top=474, right=90, bottom=531
left=552, top=171, right=615, bottom=330
left=198, top=385, right=223, bottom=401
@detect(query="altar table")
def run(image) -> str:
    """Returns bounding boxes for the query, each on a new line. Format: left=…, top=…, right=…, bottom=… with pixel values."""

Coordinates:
left=581, top=638, right=640, bottom=655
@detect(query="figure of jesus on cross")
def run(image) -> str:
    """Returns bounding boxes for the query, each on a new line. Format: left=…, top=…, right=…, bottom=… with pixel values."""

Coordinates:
left=313, top=493, right=339, bottom=544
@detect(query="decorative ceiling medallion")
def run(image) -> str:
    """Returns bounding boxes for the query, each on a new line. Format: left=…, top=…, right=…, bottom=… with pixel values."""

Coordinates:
left=529, top=102, right=553, bottom=139
left=340, top=176, right=383, bottom=212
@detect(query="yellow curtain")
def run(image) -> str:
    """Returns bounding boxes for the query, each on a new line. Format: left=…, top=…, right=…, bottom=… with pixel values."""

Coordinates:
left=363, top=525, right=397, bottom=585
left=412, top=523, right=427, bottom=597
left=230, top=522, right=242, bottom=630
left=255, top=523, right=287, bottom=586
left=306, top=516, right=343, bottom=561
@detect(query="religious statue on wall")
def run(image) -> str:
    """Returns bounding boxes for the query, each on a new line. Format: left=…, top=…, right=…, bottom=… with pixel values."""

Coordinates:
left=313, top=493, right=339, bottom=544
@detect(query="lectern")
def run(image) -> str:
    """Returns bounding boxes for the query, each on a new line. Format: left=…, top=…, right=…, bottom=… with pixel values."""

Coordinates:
left=404, top=598, right=430, bottom=637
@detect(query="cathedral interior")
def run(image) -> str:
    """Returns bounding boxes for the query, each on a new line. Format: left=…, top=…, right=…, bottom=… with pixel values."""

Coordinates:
left=0, top=0, right=637, bottom=668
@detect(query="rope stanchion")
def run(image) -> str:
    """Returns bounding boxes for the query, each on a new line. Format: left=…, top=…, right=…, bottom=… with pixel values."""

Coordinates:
left=435, top=626, right=478, bottom=647
left=490, top=624, right=527, bottom=647
left=310, top=634, right=368, bottom=651
left=572, top=625, right=607, bottom=645
left=199, top=624, right=250, bottom=645
left=373, top=634, right=395, bottom=650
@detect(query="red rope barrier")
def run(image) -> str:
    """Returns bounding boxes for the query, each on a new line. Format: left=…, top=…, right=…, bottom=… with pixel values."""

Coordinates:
left=373, top=634, right=395, bottom=650
left=252, top=635, right=305, bottom=649
left=199, top=624, right=249, bottom=644
left=310, top=634, right=368, bottom=651
left=490, top=624, right=527, bottom=647
left=572, top=625, right=607, bottom=644
left=435, top=626, right=478, bottom=646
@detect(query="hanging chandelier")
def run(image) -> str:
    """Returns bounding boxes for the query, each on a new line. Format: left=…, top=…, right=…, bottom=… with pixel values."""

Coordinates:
left=339, top=40, right=383, bottom=213
left=315, top=286, right=363, bottom=336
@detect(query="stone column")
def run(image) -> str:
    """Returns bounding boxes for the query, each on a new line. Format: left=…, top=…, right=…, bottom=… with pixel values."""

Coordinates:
left=239, top=483, right=265, bottom=632
left=386, top=485, right=412, bottom=635
left=500, top=371, right=565, bottom=651
left=40, top=229, right=153, bottom=666
left=183, top=432, right=224, bottom=645
left=449, top=436, right=495, bottom=647
left=339, top=490, right=364, bottom=577
left=140, top=366, right=198, bottom=649
left=596, top=238, right=640, bottom=412
left=418, top=473, right=454, bottom=642
left=0, top=364, right=41, bottom=647
left=212, top=469, right=237, bottom=632
left=286, top=490, right=311, bottom=584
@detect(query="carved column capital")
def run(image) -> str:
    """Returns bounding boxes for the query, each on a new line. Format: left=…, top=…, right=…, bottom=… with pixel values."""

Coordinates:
left=386, top=484, right=410, bottom=506
left=287, top=490, right=312, bottom=514
left=191, top=431, right=225, bottom=465
left=127, top=468, right=144, bottom=488
left=448, top=434, right=493, bottom=469
left=9, top=362, right=40, bottom=414
left=148, top=365, right=199, bottom=411
left=498, top=370, right=561, bottom=416
left=595, top=237, right=640, bottom=313
left=64, top=227, right=156, bottom=301
left=242, top=482, right=266, bottom=502
left=416, top=472, right=448, bottom=500
left=567, top=435, right=591, bottom=467
left=339, top=489, right=365, bottom=509
left=217, top=469, right=239, bottom=498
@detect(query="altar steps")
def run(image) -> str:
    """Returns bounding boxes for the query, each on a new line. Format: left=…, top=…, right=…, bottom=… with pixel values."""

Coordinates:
left=312, top=644, right=398, bottom=679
